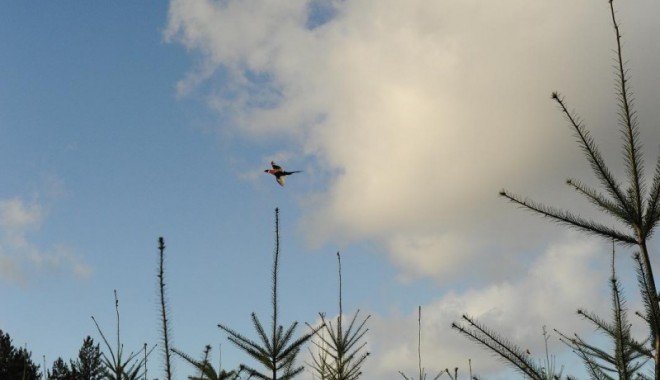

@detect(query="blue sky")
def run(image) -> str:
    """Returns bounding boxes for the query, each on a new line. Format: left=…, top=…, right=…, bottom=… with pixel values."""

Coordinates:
left=0, top=2, right=429, bottom=377
left=2, top=1, right=660, bottom=379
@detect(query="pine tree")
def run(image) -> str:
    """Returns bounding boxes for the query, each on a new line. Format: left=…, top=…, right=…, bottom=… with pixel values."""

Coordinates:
left=308, top=252, right=370, bottom=380
left=71, top=336, right=103, bottom=380
left=218, top=208, right=322, bottom=380
left=49, top=358, right=74, bottom=380
left=92, top=291, right=154, bottom=380
left=0, top=330, right=41, bottom=380
left=453, top=1, right=660, bottom=379
left=554, top=247, right=650, bottom=380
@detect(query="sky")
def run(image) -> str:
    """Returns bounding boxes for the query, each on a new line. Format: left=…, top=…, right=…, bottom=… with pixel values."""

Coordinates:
left=2, top=1, right=660, bottom=379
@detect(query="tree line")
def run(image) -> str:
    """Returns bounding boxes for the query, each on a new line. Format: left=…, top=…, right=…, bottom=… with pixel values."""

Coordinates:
left=0, top=331, right=102, bottom=380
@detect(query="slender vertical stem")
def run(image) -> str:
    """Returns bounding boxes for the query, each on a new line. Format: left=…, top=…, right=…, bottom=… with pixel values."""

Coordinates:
left=114, top=290, right=120, bottom=358
left=638, top=238, right=660, bottom=377
left=337, top=251, right=344, bottom=371
left=158, top=237, right=173, bottom=380
left=272, top=208, right=280, bottom=380
left=418, top=306, right=422, bottom=380
left=143, top=343, right=148, bottom=380
left=338, top=252, right=343, bottom=327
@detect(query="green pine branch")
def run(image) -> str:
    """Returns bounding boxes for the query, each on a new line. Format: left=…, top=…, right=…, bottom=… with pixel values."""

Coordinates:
left=171, top=345, right=242, bottom=380
left=307, top=252, right=370, bottom=380
left=555, top=247, right=649, bottom=379
left=218, top=208, right=320, bottom=380
left=91, top=291, right=154, bottom=380
left=452, top=315, right=548, bottom=380
left=485, top=1, right=660, bottom=377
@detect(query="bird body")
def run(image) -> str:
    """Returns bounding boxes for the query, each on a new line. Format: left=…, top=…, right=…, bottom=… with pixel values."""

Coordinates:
left=264, top=161, right=302, bottom=186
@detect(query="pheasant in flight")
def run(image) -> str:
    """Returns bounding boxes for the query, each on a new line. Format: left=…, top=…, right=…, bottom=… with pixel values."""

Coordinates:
left=264, top=161, right=302, bottom=186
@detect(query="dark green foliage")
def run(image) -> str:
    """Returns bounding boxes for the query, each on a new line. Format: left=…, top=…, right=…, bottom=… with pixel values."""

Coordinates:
left=71, top=336, right=103, bottom=380
left=47, top=338, right=103, bottom=380
left=218, top=208, right=321, bottom=380
left=455, top=0, right=660, bottom=379
left=308, top=252, right=370, bottom=380
left=48, top=357, right=74, bottom=380
left=0, top=329, right=41, bottom=380
left=172, top=345, right=242, bottom=380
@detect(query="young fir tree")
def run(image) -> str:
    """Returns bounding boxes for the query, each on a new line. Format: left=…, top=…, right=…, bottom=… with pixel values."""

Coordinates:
left=554, top=246, right=650, bottom=379
left=92, top=290, right=154, bottom=380
left=158, top=237, right=174, bottom=380
left=218, top=208, right=321, bottom=380
left=171, top=345, right=242, bottom=380
left=308, top=252, right=370, bottom=380
left=453, top=1, right=660, bottom=379
left=398, top=307, right=443, bottom=380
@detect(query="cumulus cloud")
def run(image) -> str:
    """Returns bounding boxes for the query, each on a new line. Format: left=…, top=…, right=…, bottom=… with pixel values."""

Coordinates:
left=366, top=236, right=614, bottom=378
left=0, top=198, right=92, bottom=285
left=166, top=1, right=660, bottom=376
left=165, top=0, right=660, bottom=283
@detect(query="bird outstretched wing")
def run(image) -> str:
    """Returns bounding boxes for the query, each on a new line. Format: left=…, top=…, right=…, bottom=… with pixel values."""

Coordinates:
left=265, top=161, right=301, bottom=186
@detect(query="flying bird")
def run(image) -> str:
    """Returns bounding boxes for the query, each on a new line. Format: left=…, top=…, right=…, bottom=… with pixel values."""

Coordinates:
left=264, top=161, right=302, bottom=186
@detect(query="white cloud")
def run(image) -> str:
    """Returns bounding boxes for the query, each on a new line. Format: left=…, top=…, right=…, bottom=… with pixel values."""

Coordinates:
left=166, top=1, right=660, bottom=377
left=364, top=236, right=612, bottom=379
left=0, top=197, right=92, bottom=285
left=0, top=198, right=42, bottom=227
left=165, top=0, right=660, bottom=284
